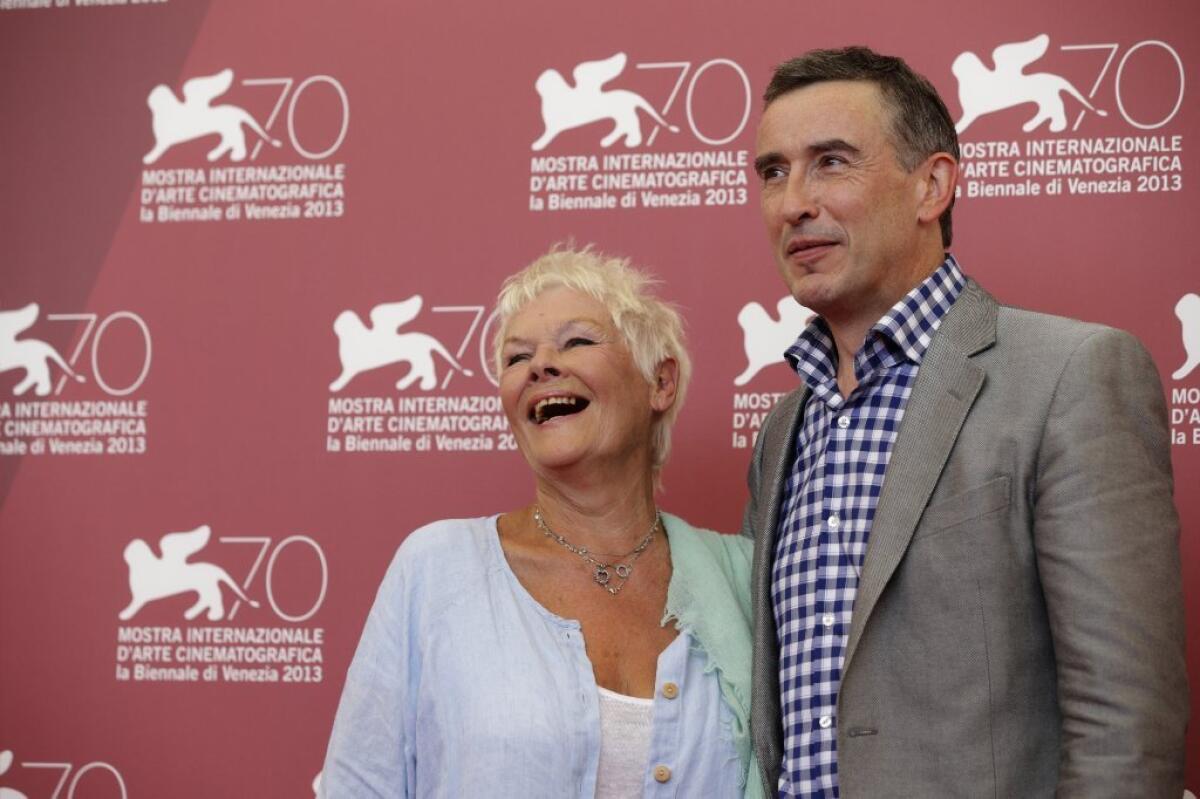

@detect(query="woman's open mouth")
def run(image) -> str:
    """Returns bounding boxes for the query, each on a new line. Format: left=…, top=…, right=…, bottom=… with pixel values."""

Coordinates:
left=530, top=395, right=590, bottom=424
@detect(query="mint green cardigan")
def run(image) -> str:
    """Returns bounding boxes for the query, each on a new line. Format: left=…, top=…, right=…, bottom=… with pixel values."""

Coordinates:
left=661, top=513, right=765, bottom=799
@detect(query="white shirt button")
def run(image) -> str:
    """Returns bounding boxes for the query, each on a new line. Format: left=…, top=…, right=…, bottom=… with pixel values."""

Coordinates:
left=821, top=613, right=836, bottom=628
left=837, top=416, right=851, bottom=429
left=819, top=715, right=833, bottom=729
left=827, top=514, right=840, bottom=530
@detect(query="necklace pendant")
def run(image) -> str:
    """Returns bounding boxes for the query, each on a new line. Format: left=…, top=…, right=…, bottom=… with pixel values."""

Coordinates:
left=533, top=505, right=659, bottom=598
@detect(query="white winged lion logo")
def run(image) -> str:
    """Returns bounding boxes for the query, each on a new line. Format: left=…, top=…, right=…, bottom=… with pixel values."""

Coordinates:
left=0, top=303, right=85, bottom=397
left=143, top=68, right=281, bottom=164
left=119, top=524, right=259, bottom=622
left=532, top=52, right=680, bottom=151
left=734, top=297, right=814, bottom=387
left=330, top=296, right=474, bottom=392
left=0, top=750, right=28, bottom=799
left=1172, top=292, right=1200, bottom=381
left=953, top=34, right=1107, bottom=133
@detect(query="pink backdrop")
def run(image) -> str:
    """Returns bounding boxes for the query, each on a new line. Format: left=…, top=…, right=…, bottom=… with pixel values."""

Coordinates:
left=0, top=1, right=1196, bottom=795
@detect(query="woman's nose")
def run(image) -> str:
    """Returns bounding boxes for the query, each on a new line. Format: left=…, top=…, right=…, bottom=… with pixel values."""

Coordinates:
left=528, top=347, right=562, bottom=380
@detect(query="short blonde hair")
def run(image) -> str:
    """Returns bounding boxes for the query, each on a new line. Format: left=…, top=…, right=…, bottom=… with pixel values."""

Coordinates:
left=493, top=245, right=691, bottom=474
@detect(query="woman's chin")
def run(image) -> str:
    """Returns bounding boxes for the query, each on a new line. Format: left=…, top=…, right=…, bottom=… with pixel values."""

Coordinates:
left=528, top=446, right=592, bottom=475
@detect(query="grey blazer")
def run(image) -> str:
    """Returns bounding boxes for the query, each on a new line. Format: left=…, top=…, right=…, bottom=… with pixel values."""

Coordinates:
left=743, top=280, right=1188, bottom=798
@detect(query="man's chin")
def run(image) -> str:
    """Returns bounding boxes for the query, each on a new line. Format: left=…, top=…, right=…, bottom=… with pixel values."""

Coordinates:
left=784, top=272, right=836, bottom=310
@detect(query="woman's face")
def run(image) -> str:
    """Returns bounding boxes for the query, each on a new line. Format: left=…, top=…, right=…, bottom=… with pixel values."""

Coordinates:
left=498, top=286, right=667, bottom=478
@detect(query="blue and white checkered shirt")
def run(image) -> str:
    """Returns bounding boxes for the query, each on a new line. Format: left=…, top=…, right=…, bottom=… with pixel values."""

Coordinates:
left=773, top=257, right=965, bottom=798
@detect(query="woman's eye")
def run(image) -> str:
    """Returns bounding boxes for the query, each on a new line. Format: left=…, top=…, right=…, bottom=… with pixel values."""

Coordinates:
left=505, top=353, right=530, bottom=366
left=565, top=337, right=595, bottom=348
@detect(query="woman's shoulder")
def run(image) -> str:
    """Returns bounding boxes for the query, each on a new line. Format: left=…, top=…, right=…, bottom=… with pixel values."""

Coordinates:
left=398, top=515, right=495, bottom=556
left=660, top=513, right=753, bottom=694
left=381, top=516, right=500, bottom=593
left=661, top=512, right=753, bottom=564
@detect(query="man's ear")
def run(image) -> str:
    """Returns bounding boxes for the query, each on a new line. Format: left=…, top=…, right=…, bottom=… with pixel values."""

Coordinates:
left=650, top=358, right=679, bottom=413
left=915, top=152, right=958, bottom=227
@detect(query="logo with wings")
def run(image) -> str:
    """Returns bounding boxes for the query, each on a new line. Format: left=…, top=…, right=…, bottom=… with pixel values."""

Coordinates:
left=143, top=68, right=282, bottom=164
left=0, top=303, right=85, bottom=397
left=330, top=296, right=474, bottom=392
left=119, top=525, right=260, bottom=622
left=734, top=297, right=814, bottom=386
left=532, top=52, right=680, bottom=151
left=953, top=34, right=1107, bottom=133
left=1173, top=293, right=1200, bottom=381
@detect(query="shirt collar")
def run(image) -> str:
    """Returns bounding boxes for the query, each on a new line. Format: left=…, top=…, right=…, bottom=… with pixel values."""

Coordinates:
left=872, top=254, right=966, bottom=365
left=783, top=255, right=966, bottom=390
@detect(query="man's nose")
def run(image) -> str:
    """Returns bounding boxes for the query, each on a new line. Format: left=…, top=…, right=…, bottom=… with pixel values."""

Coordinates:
left=779, top=172, right=817, bottom=224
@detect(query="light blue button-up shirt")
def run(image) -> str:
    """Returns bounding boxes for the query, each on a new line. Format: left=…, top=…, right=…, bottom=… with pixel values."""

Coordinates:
left=319, top=515, right=745, bottom=798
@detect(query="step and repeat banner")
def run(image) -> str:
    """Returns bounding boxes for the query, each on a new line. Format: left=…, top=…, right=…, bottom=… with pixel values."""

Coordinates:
left=1, top=1, right=1197, bottom=795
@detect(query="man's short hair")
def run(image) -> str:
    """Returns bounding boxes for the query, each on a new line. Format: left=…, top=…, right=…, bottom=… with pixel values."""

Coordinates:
left=765, top=46, right=959, bottom=247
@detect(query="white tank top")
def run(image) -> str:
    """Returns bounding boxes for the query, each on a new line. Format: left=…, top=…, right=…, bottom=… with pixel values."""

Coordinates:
left=594, top=685, right=655, bottom=798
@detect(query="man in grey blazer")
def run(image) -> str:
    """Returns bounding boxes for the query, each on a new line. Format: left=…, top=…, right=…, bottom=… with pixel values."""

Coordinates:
left=744, top=47, right=1188, bottom=797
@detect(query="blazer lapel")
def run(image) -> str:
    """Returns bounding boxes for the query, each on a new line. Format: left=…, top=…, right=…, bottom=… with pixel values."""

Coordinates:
left=842, top=281, right=998, bottom=674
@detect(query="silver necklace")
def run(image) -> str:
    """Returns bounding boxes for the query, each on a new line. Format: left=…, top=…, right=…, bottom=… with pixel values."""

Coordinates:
left=532, top=506, right=659, bottom=596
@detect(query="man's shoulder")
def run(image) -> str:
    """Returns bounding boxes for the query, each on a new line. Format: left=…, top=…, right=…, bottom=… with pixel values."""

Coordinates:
left=961, top=280, right=1158, bottom=388
left=966, top=279, right=1137, bottom=354
left=996, top=301, right=1102, bottom=333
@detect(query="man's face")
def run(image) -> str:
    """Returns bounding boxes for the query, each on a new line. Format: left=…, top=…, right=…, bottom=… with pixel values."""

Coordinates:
left=755, top=81, right=929, bottom=323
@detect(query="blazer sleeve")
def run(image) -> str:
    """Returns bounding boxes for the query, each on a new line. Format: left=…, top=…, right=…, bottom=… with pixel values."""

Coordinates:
left=1032, top=327, right=1188, bottom=797
left=741, top=389, right=799, bottom=541
left=740, top=418, right=768, bottom=541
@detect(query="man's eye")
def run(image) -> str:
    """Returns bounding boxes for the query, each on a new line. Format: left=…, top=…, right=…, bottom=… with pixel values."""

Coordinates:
left=759, top=165, right=786, bottom=182
left=818, top=154, right=847, bottom=168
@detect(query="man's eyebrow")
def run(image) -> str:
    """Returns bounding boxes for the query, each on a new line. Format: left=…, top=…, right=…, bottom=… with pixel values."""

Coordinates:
left=810, top=138, right=860, bottom=156
left=754, top=140, right=861, bottom=174
left=753, top=151, right=784, bottom=174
